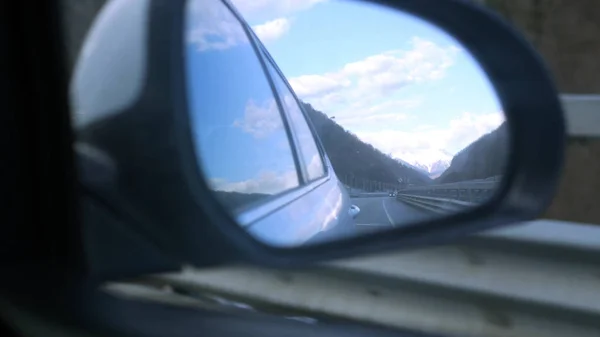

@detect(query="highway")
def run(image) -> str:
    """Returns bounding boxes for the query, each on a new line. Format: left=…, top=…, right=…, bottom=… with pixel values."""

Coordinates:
left=306, top=196, right=430, bottom=244
left=307, top=178, right=500, bottom=245
left=351, top=196, right=431, bottom=234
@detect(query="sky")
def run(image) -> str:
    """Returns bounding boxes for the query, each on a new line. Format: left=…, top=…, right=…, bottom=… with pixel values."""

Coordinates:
left=183, top=0, right=506, bottom=199
left=229, top=0, right=505, bottom=169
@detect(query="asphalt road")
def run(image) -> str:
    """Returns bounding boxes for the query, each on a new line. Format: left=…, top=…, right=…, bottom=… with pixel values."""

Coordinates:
left=306, top=196, right=431, bottom=245
left=351, top=196, right=431, bottom=235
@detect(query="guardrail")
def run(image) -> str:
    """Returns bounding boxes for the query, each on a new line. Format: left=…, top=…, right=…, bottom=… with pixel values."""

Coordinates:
left=349, top=192, right=389, bottom=198
left=396, top=180, right=499, bottom=213
left=396, top=193, right=477, bottom=214
left=105, top=219, right=600, bottom=337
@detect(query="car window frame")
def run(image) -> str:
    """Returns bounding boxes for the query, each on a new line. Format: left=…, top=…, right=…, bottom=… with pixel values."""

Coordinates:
left=218, top=0, right=335, bottom=226
left=258, top=46, right=328, bottom=183
left=250, top=34, right=330, bottom=177
left=182, top=0, right=308, bottom=216
left=219, top=0, right=330, bottom=185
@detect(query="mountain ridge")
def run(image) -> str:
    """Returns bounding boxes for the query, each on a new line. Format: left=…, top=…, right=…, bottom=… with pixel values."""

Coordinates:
left=436, top=122, right=508, bottom=183
left=303, top=102, right=432, bottom=188
left=302, top=102, right=505, bottom=187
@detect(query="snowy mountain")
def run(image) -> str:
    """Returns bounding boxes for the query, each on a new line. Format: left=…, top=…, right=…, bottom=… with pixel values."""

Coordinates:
left=398, top=152, right=452, bottom=179
left=396, top=158, right=430, bottom=176
left=428, top=159, right=451, bottom=178
left=408, top=159, right=450, bottom=178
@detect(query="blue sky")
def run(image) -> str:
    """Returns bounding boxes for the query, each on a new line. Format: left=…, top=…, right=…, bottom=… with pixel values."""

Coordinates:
left=233, top=0, right=504, bottom=169
left=184, top=0, right=505, bottom=196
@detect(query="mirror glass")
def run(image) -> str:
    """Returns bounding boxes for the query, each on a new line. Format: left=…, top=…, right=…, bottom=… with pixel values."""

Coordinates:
left=184, top=0, right=508, bottom=247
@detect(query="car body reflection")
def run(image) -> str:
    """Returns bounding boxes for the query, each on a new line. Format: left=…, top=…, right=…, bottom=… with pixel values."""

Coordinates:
left=244, top=159, right=357, bottom=247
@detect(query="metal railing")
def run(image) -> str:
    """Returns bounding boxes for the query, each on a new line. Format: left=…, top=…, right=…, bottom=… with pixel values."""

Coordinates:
left=350, top=192, right=389, bottom=198
left=396, top=179, right=500, bottom=213
left=105, top=219, right=600, bottom=337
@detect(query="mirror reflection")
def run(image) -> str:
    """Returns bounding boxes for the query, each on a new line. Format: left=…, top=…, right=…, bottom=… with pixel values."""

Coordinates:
left=185, top=0, right=301, bottom=211
left=185, top=0, right=508, bottom=247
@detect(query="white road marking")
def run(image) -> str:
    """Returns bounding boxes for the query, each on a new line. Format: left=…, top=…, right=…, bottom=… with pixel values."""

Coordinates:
left=356, top=223, right=392, bottom=227
left=382, top=199, right=395, bottom=226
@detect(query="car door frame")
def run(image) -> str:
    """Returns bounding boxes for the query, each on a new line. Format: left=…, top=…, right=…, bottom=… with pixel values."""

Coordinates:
left=226, top=12, right=356, bottom=246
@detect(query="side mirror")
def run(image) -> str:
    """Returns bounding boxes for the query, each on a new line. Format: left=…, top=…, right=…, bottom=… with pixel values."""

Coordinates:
left=72, top=0, right=564, bottom=270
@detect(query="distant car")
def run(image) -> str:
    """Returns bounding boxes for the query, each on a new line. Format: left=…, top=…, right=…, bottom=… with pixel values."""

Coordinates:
left=389, top=192, right=397, bottom=197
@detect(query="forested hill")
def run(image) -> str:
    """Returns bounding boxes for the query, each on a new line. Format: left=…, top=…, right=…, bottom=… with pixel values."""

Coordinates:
left=436, top=122, right=509, bottom=184
left=302, top=103, right=431, bottom=186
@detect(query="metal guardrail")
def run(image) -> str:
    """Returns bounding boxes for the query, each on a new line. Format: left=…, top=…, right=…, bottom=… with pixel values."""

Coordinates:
left=396, top=193, right=477, bottom=214
left=561, top=94, right=600, bottom=137
left=396, top=180, right=499, bottom=213
left=349, top=192, right=389, bottom=198
left=105, top=219, right=600, bottom=337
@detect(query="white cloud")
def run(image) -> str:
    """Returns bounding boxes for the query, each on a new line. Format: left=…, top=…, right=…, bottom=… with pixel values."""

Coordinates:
left=186, top=0, right=294, bottom=51
left=337, top=112, right=410, bottom=126
left=231, top=0, right=326, bottom=21
left=446, top=111, right=505, bottom=151
left=229, top=0, right=328, bottom=45
left=210, top=170, right=298, bottom=195
left=355, top=112, right=505, bottom=167
left=367, top=98, right=423, bottom=113
left=289, top=37, right=460, bottom=113
left=252, top=18, right=291, bottom=42
left=233, top=99, right=283, bottom=138
left=187, top=0, right=249, bottom=51
left=333, top=98, right=422, bottom=125
left=282, top=36, right=475, bottom=169
left=289, top=73, right=351, bottom=98
left=343, top=38, right=459, bottom=93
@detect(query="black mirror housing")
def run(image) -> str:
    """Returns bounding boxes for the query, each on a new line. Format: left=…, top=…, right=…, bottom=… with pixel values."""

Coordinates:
left=72, top=0, right=565, bottom=275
